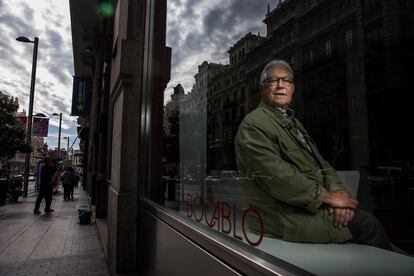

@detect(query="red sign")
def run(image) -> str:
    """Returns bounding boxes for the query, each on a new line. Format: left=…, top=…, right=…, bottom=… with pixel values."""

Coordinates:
left=32, top=117, right=49, bottom=137
left=186, top=193, right=264, bottom=246
left=16, top=116, right=27, bottom=126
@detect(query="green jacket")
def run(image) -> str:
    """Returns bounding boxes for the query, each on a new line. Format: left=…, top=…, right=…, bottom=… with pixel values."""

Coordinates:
left=235, top=101, right=352, bottom=243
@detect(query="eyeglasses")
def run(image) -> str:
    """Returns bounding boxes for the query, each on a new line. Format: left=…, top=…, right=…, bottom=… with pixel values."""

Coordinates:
left=264, top=77, right=294, bottom=86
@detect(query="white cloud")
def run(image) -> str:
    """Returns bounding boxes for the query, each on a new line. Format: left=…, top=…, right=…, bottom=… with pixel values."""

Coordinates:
left=1, top=0, right=278, bottom=147
left=0, top=0, right=78, bottom=149
left=165, top=0, right=275, bottom=103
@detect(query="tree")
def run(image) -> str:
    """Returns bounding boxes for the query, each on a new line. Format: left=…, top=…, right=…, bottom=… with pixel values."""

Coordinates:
left=0, top=91, right=31, bottom=163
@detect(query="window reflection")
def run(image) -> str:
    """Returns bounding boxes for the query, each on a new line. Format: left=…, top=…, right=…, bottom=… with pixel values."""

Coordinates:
left=161, top=0, right=414, bottom=272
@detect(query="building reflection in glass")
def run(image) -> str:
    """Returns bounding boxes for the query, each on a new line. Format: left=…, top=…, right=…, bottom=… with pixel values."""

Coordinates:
left=163, top=0, right=414, bottom=253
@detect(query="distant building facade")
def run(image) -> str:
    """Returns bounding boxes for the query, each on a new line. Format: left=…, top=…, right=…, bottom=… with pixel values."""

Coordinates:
left=7, top=108, right=46, bottom=173
left=203, top=0, right=413, bottom=174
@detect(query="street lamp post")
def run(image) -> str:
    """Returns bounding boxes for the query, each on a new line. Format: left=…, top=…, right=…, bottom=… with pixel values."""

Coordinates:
left=17, top=36, right=39, bottom=197
left=52, top=113, right=62, bottom=159
left=63, top=137, right=70, bottom=160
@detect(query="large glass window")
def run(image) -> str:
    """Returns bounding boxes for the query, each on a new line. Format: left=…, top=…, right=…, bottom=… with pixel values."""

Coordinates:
left=325, top=40, right=332, bottom=56
left=345, top=29, right=353, bottom=49
left=159, top=0, right=414, bottom=275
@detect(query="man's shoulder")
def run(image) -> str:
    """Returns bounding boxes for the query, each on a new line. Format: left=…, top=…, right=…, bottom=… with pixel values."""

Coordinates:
left=240, top=105, right=279, bottom=133
left=241, top=106, right=269, bottom=126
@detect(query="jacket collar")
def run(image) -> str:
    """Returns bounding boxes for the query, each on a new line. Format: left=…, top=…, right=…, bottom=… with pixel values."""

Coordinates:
left=259, top=100, right=315, bottom=154
left=259, top=100, right=293, bottom=128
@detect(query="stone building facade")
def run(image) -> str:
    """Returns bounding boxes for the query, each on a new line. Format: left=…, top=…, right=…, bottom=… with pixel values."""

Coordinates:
left=70, top=0, right=170, bottom=273
left=203, top=0, right=413, bottom=176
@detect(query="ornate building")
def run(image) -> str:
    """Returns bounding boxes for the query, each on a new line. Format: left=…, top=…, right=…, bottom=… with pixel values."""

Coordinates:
left=204, top=0, right=413, bottom=176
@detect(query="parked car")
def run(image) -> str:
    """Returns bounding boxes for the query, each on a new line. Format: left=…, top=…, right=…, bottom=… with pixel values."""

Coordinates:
left=204, top=170, right=239, bottom=186
left=204, top=170, right=244, bottom=206
left=183, top=174, right=199, bottom=185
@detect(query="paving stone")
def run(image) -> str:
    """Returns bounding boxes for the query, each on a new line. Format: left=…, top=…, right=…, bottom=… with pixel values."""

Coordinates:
left=0, top=184, right=109, bottom=276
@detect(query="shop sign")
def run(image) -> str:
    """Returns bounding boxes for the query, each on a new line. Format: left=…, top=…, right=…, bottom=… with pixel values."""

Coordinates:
left=16, top=116, right=27, bottom=126
left=32, top=117, right=49, bottom=137
left=186, top=193, right=264, bottom=246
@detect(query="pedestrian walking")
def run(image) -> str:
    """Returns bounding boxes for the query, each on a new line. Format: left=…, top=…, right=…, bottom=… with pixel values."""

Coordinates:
left=71, top=171, right=80, bottom=199
left=61, top=166, right=76, bottom=200
left=33, top=156, right=56, bottom=215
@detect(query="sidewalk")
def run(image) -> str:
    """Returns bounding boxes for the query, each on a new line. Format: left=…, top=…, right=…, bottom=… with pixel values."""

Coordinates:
left=0, top=183, right=109, bottom=276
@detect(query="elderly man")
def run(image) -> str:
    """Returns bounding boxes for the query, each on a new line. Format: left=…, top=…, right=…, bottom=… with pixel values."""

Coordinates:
left=235, top=60, right=392, bottom=250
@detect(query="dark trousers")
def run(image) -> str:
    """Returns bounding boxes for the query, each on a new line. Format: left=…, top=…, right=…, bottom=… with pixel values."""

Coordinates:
left=348, top=209, right=393, bottom=251
left=63, top=185, right=72, bottom=199
left=34, top=188, right=53, bottom=211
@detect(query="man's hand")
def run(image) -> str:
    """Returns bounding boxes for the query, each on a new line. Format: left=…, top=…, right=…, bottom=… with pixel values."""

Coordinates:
left=328, top=207, right=355, bottom=228
left=324, top=189, right=359, bottom=210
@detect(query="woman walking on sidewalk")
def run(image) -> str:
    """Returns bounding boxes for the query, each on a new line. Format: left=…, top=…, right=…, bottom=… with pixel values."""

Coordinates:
left=61, top=166, right=76, bottom=200
left=33, top=156, right=56, bottom=215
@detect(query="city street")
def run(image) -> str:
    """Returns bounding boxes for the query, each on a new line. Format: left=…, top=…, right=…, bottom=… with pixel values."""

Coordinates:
left=0, top=181, right=109, bottom=275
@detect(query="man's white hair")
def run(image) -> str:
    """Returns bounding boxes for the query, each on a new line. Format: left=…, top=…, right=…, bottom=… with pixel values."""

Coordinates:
left=260, top=60, right=294, bottom=86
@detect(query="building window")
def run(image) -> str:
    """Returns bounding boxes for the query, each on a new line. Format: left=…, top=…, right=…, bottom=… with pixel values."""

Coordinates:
left=340, top=1, right=346, bottom=11
left=311, top=106, right=316, bottom=123
left=365, top=25, right=383, bottom=48
left=240, top=87, right=246, bottom=102
left=157, top=0, right=413, bottom=274
left=306, top=76, right=314, bottom=97
left=233, top=90, right=238, bottom=102
left=290, top=55, right=295, bottom=69
left=309, top=49, right=314, bottom=63
left=308, top=20, right=313, bottom=32
left=346, top=29, right=353, bottom=49
left=305, top=0, right=313, bottom=10
left=364, top=0, right=382, bottom=11
left=328, top=102, right=334, bottom=117
left=325, top=40, right=332, bottom=56
left=326, top=9, right=331, bottom=20
left=239, top=106, right=245, bottom=119
left=347, top=60, right=354, bottom=81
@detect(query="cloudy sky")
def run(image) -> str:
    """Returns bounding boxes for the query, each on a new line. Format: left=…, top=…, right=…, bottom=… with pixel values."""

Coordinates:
left=165, top=0, right=278, bottom=99
left=0, top=0, right=279, bottom=149
left=0, top=0, right=77, bottom=150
